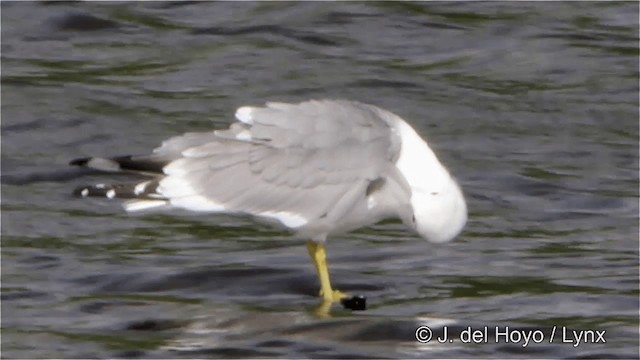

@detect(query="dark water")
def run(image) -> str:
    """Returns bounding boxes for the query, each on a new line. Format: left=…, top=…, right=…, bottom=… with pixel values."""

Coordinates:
left=2, top=2, right=638, bottom=358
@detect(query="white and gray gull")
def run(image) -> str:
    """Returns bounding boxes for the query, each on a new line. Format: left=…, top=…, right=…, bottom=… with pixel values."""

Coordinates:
left=71, top=99, right=467, bottom=313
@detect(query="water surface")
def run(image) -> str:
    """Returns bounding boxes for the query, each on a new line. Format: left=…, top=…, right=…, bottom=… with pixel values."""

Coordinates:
left=2, top=2, right=638, bottom=358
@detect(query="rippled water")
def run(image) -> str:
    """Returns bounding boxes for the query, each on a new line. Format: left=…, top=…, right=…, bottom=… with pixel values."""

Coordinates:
left=2, top=2, right=638, bottom=358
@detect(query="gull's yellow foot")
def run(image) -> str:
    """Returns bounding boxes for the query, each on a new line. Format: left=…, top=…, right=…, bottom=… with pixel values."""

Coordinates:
left=307, top=240, right=367, bottom=316
left=306, top=240, right=349, bottom=303
left=321, top=289, right=349, bottom=302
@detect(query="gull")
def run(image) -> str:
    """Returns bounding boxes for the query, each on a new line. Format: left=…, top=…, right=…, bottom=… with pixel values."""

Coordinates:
left=70, top=99, right=467, bottom=312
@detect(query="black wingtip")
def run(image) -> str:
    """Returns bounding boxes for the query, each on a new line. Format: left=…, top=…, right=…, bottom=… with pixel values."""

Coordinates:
left=72, top=185, right=89, bottom=197
left=69, top=155, right=166, bottom=174
left=69, top=157, right=91, bottom=167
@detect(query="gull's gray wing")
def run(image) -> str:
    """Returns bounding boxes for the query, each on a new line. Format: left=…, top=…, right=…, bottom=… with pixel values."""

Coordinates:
left=145, top=100, right=411, bottom=236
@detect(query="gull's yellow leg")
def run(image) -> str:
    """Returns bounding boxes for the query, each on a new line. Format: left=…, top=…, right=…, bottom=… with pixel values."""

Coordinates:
left=306, top=240, right=348, bottom=302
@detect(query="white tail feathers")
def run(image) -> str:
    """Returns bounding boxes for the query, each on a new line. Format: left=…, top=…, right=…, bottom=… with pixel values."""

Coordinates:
left=123, top=199, right=168, bottom=212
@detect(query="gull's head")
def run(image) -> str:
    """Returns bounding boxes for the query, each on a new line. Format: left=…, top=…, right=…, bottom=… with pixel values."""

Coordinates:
left=391, top=116, right=468, bottom=243
left=409, top=178, right=467, bottom=243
